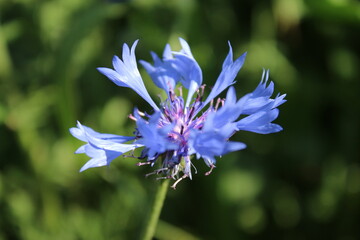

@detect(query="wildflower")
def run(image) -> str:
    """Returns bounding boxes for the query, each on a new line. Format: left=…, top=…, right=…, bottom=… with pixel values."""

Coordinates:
left=70, top=39, right=286, bottom=189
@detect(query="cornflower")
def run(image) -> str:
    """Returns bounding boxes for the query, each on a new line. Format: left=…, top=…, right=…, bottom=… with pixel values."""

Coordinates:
left=70, top=38, right=286, bottom=189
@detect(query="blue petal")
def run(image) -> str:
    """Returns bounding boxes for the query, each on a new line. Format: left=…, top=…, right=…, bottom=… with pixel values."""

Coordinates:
left=76, top=124, right=140, bottom=152
left=242, top=70, right=287, bottom=115
left=224, top=85, right=237, bottom=104
left=162, top=44, right=173, bottom=59
left=237, top=109, right=279, bottom=127
left=202, top=42, right=247, bottom=108
left=79, top=145, right=122, bottom=172
left=139, top=49, right=180, bottom=95
left=69, top=122, right=141, bottom=171
left=189, top=129, right=246, bottom=165
left=190, top=131, right=225, bottom=156
left=140, top=60, right=175, bottom=93
left=223, top=141, right=247, bottom=154
left=96, top=68, right=127, bottom=87
left=272, top=93, right=287, bottom=108
left=97, top=40, right=159, bottom=111
left=203, top=87, right=250, bottom=135
left=222, top=41, right=234, bottom=69
left=70, top=121, right=135, bottom=143
left=249, top=123, right=283, bottom=134
left=236, top=109, right=283, bottom=134
left=179, top=38, right=194, bottom=57
left=252, top=70, right=274, bottom=98
left=170, top=52, right=202, bottom=107
left=168, top=38, right=202, bottom=107
left=134, top=109, right=177, bottom=159
left=74, top=145, right=86, bottom=154
left=241, top=96, right=272, bottom=114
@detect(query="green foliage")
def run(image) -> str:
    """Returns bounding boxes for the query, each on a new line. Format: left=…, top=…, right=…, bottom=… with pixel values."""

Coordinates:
left=1, top=0, right=359, bottom=239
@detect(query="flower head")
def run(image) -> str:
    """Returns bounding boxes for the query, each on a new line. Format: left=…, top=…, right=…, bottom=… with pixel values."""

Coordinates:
left=70, top=38, right=286, bottom=189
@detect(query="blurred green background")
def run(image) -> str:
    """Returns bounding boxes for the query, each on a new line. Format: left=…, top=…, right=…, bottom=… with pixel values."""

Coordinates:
left=1, top=0, right=359, bottom=239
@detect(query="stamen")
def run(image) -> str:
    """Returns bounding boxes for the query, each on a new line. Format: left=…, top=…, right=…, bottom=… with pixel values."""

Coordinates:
left=177, top=86, right=183, bottom=97
left=171, top=174, right=188, bottom=189
left=190, top=161, right=198, bottom=174
left=137, top=110, right=146, bottom=117
left=205, top=165, right=216, bottom=176
left=195, top=91, right=201, bottom=102
left=169, top=89, right=175, bottom=102
left=164, top=109, right=172, bottom=122
left=156, top=176, right=172, bottom=180
left=157, top=94, right=164, bottom=103
left=188, top=106, right=195, bottom=119
left=214, top=98, right=222, bottom=110
left=209, top=99, right=214, bottom=108
left=170, top=165, right=180, bottom=179
left=123, top=149, right=137, bottom=158
left=220, top=98, right=225, bottom=107
left=145, top=167, right=169, bottom=177
left=128, top=114, right=137, bottom=121
left=136, top=161, right=151, bottom=166
left=200, top=84, right=206, bottom=96
left=194, top=86, right=204, bottom=104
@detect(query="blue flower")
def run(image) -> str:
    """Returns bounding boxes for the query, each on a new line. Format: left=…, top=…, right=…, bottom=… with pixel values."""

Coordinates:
left=70, top=39, right=286, bottom=189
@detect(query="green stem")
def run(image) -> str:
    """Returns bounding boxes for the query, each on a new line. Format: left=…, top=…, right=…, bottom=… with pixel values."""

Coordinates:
left=142, top=179, right=170, bottom=240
